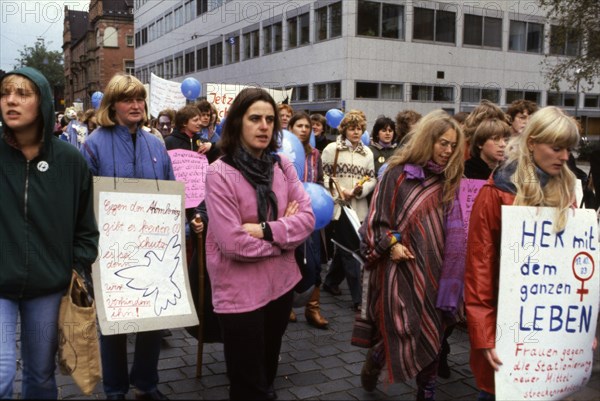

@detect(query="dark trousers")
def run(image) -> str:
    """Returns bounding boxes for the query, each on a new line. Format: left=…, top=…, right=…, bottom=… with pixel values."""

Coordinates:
left=218, top=290, right=294, bottom=400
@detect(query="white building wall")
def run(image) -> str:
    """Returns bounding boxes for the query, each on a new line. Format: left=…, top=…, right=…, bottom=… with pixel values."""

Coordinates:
left=134, top=0, right=600, bottom=128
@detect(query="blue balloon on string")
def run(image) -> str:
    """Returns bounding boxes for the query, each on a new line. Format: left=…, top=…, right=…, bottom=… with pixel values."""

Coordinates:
left=91, top=91, right=103, bottom=109
left=309, top=130, right=316, bottom=148
left=303, top=182, right=334, bottom=230
left=181, top=77, right=201, bottom=100
left=361, top=131, right=370, bottom=146
left=325, top=109, right=344, bottom=129
left=277, top=129, right=305, bottom=180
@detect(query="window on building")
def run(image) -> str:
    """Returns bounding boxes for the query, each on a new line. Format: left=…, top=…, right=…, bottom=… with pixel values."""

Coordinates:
left=411, top=84, right=455, bottom=102
left=509, top=20, right=543, bottom=53
left=584, top=95, right=599, bottom=108
left=273, top=22, right=282, bottom=52
left=156, top=18, right=163, bottom=37
left=314, top=81, right=341, bottom=100
left=185, top=0, right=195, bottom=23
left=197, top=47, right=208, bottom=70
left=463, top=14, right=502, bottom=48
left=124, top=60, right=135, bottom=75
left=135, top=32, right=141, bottom=47
left=165, top=12, right=173, bottom=32
left=288, top=12, right=310, bottom=49
left=197, top=0, right=208, bottom=16
left=291, top=85, right=309, bottom=102
left=185, top=51, right=195, bottom=73
left=165, top=60, right=173, bottom=79
left=355, top=81, right=403, bottom=100
left=243, top=30, right=259, bottom=59
left=148, top=23, right=155, bottom=41
left=505, top=90, right=541, bottom=104
left=315, top=1, right=342, bottom=42
left=103, top=27, right=118, bottom=47
left=413, top=7, right=456, bottom=44
left=156, top=62, right=164, bottom=78
left=141, top=27, right=147, bottom=45
left=226, top=35, right=239, bottom=64
left=461, top=87, right=500, bottom=104
left=546, top=92, right=577, bottom=107
left=174, top=56, right=183, bottom=77
left=210, top=42, right=223, bottom=67
left=357, top=1, right=404, bottom=40
left=264, top=22, right=283, bottom=54
left=174, top=6, right=184, bottom=28
left=549, top=25, right=580, bottom=56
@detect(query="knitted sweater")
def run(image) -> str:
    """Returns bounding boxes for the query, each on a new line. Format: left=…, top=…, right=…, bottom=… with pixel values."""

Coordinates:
left=322, top=136, right=376, bottom=222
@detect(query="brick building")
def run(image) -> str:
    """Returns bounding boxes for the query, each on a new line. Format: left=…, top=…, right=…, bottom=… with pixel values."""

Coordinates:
left=63, top=0, right=135, bottom=110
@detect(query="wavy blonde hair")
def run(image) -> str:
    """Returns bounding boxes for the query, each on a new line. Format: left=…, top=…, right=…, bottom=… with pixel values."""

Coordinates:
left=506, top=106, right=579, bottom=231
left=387, top=109, right=464, bottom=207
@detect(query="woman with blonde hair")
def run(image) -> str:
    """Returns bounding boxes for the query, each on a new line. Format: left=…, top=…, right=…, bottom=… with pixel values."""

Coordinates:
left=357, top=110, right=464, bottom=400
left=80, top=73, right=174, bottom=400
left=465, top=106, right=581, bottom=401
left=321, top=111, right=376, bottom=311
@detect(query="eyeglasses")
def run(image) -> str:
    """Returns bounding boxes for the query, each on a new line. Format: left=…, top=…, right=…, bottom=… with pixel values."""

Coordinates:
left=437, top=139, right=458, bottom=150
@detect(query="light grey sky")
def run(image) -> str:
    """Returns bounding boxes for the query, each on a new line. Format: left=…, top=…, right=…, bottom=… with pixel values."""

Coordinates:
left=0, top=0, right=91, bottom=71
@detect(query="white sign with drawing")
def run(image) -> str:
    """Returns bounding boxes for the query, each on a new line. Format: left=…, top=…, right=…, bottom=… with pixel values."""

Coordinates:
left=92, top=177, right=198, bottom=335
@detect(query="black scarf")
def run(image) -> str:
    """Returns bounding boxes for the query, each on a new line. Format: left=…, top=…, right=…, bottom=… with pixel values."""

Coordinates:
left=227, top=147, right=279, bottom=222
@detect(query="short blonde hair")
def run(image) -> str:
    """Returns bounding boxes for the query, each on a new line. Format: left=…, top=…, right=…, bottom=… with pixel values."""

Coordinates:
left=339, top=111, right=366, bottom=136
left=96, top=73, right=147, bottom=128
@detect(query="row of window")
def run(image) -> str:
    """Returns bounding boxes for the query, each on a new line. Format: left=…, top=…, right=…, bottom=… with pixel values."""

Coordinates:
left=135, top=0, right=592, bottom=58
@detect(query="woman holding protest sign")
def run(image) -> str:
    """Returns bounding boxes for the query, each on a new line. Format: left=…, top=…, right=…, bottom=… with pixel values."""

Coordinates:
left=356, top=110, right=465, bottom=400
left=464, top=106, right=583, bottom=401
left=205, top=87, right=314, bottom=400
left=80, top=73, right=174, bottom=400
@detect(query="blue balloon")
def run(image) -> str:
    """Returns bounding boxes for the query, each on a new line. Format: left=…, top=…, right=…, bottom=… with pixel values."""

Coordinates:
left=303, top=183, right=334, bottom=230
left=309, top=130, right=316, bottom=148
left=325, top=109, right=344, bottom=129
left=361, top=131, right=370, bottom=146
left=277, top=129, right=305, bottom=180
left=91, top=91, right=103, bottom=110
left=181, top=77, right=201, bottom=100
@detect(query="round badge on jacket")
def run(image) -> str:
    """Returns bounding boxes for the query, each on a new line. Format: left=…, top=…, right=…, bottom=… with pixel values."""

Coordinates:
left=378, top=156, right=385, bottom=164
left=37, top=161, right=49, bottom=172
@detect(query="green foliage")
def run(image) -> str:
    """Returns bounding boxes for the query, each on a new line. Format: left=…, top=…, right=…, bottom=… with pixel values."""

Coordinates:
left=14, top=40, right=64, bottom=89
left=540, top=0, right=600, bottom=91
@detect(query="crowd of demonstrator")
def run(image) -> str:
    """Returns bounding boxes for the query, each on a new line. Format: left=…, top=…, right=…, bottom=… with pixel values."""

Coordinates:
left=0, top=67, right=598, bottom=401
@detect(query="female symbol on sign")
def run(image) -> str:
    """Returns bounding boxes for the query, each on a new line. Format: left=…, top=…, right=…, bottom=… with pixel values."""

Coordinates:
left=572, top=251, right=595, bottom=302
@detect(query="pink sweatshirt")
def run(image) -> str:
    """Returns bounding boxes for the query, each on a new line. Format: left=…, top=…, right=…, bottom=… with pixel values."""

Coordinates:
left=205, top=155, right=315, bottom=313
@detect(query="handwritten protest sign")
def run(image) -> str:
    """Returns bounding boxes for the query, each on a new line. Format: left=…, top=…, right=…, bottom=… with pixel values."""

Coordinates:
left=206, top=83, right=293, bottom=120
left=167, top=149, right=209, bottom=209
left=149, top=73, right=187, bottom=118
left=459, top=178, right=486, bottom=240
left=92, top=177, right=198, bottom=335
left=496, top=206, right=599, bottom=400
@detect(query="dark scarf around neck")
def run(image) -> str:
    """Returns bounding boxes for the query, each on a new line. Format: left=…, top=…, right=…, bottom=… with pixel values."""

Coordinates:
left=231, top=146, right=279, bottom=222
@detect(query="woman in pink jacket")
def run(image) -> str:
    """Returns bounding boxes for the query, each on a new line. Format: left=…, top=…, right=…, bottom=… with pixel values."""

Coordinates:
left=204, top=88, right=314, bottom=400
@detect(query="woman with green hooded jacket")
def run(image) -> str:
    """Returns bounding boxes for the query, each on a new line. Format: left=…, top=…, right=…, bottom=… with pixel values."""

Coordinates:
left=0, top=67, right=99, bottom=399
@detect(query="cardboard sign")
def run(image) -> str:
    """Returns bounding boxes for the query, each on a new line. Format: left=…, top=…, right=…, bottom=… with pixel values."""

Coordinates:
left=496, top=206, right=599, bottom=400
left=167, top=149, right=209, bottom=209
left=92, top=177, right=198, bottom=335
left=206, top=83, right=293, bottom=120
left=149, top=73, right=187, bottom=118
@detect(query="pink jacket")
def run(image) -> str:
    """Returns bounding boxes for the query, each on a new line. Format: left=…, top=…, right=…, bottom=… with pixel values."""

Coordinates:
left=205, top=155, right=315, bottom=313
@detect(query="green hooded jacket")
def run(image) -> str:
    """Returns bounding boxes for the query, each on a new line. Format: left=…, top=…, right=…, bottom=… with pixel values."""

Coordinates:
left=0, top=67, right=99, bottom=299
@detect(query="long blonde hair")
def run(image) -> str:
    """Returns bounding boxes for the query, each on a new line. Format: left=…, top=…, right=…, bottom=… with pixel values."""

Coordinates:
left=506, top=106, right=579, bottom=230
left=387, top=109, right=465, bottom=207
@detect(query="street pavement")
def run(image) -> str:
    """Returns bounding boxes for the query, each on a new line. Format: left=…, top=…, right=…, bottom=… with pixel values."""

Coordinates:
left=11, top=269, right=599, bottom=400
